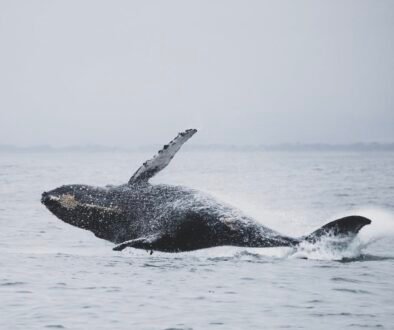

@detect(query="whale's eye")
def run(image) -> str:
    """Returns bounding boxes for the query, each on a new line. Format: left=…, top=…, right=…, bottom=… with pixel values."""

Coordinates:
left=59, top=194, right=79, bottom=210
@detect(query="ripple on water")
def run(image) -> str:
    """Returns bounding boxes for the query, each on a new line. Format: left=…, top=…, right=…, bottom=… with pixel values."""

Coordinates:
left=330, top=277, right=363, bottom=283
left=310, top=312, right=376, bottom=317
left=333, top=288, right=373, bottom=295
left=0, top=281, right=26, bottom=286
left=240, top=277, right=255, bottom=281
left=340, top=254, right=394, bottom=263
left=306, top=299, right=323, bottom=304
left=348, top=324, right=384, bottom=328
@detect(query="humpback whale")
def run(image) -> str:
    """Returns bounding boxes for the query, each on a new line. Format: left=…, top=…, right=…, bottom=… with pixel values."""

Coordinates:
left=41, top=129, right=371, bottom=253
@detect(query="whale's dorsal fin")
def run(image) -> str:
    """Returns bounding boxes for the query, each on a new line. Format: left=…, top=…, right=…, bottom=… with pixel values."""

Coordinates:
left=128, top=129, right=197, bottom=184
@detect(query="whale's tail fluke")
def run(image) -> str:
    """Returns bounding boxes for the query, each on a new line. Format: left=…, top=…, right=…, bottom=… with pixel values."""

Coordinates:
left=301, top=215, right=371, bottom=244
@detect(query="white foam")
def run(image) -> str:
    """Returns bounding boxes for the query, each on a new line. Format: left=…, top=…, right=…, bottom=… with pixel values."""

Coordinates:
left=290, top=207, right=394, bottom=261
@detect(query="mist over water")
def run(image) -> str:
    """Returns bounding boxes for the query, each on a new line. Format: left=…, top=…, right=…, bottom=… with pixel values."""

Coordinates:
left=1, top=150, right=394, bottom=329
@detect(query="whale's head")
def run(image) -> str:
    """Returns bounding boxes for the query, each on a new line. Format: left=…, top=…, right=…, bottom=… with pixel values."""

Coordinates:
left=41, top=184, right=123, bottom=240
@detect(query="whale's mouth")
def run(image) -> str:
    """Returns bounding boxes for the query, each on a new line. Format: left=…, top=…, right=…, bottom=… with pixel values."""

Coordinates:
left=42, top=192, right=54, bottom=203
left=41, top=192, right=79, bottom=210
left=41, top=192, right=61, bottom=206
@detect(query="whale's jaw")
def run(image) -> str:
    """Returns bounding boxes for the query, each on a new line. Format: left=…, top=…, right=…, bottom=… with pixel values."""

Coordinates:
left=41, top=185, right=129, bottom=243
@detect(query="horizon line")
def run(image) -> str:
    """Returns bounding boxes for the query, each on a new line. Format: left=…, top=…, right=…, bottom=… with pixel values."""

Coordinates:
left=1, top=142, right=394, bottom=152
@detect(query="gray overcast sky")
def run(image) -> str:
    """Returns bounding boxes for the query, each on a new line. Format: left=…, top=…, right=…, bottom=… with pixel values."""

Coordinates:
left=0, top=0, right=393, bottom=147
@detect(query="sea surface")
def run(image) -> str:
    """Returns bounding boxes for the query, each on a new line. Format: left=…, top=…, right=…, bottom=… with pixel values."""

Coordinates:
left=1, top=150, right=394, bottom=329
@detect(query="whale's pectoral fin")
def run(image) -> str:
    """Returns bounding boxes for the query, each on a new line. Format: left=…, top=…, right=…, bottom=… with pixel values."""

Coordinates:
left=128, top=129, right=197, bottom=184
left=113, top=234, right=162, bottom=251
left=302, top=215, right=371, bottom=244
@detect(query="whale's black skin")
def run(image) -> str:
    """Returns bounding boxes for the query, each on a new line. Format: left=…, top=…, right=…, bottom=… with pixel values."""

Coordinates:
left=42, top=183, right=301, bottom=251
left=41, top=129, right=371, bottom=252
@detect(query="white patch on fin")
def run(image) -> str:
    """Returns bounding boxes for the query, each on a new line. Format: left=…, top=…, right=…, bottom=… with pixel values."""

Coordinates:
left=128, top=129, right=197, bottom=184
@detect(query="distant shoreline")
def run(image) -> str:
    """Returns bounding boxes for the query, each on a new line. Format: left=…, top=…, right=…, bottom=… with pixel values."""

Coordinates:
left=1, top=143, right=394, bottom=153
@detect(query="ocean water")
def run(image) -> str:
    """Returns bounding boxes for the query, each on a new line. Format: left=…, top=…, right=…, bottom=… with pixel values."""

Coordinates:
left=1, top=150, right=394, bottom=329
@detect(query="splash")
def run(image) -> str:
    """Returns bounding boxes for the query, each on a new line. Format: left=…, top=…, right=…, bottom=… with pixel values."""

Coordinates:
left=355, top=207, right=394, bottom=245
left=291, top=236, right=364, bottom=261
left=291, top=207, right=394, bottom=261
